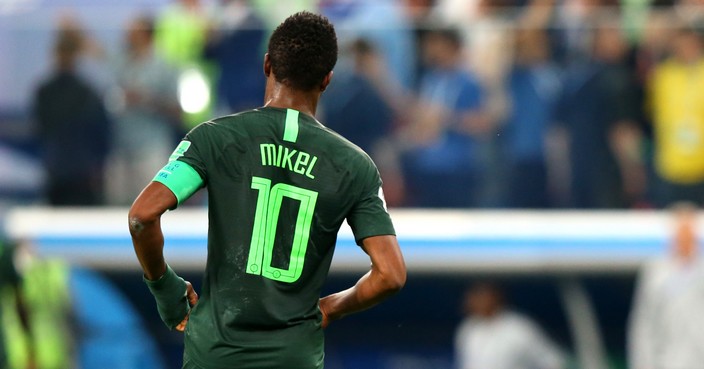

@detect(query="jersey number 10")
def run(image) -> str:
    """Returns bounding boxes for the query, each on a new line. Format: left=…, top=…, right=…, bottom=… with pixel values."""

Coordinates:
left=246, top=176, right=318, bottom=283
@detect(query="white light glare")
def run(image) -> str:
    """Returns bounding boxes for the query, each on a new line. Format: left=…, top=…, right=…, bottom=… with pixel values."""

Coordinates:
left=178, top=68, right=210, bottom=114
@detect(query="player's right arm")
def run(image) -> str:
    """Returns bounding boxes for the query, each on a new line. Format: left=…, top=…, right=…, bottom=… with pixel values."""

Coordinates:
left=129, top=182, right=198, bottom=331
left=129, top=182, right=177, bottom=281
left=129, top=135, right=206, bottom=331
left=319, top=234, right=406, bottom=327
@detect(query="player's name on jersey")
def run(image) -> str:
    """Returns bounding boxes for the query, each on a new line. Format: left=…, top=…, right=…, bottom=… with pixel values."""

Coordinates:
left=260, top=143, right=318, bottom=179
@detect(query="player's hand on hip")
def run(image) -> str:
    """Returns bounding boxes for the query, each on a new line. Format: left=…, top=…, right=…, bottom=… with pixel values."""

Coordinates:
left=319, top=298, right=331, bottom=329
left=176, top=281, right=199, bottom=332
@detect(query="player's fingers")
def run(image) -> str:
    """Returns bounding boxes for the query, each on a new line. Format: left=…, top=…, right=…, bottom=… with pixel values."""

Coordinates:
left=185, top=281, right=199, bottom=307
left=189, top=292, right=199, bottom=306
left=176, top=314, right=189, bottom=332
left=188, top=289, right=199, bottom=306
left=319, top=303, right=330, bottom=329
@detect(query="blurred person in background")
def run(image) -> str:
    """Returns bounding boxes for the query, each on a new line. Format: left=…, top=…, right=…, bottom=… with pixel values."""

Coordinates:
left=106, top=15, right=181, bottom=206
left=251, top=0, right=319, bottom=29
left=455, top=282, right=566, bottom=369
left=0, top=239, right=31, bottom=369
left=675, top=0, right=704, bottom=25
left=403, top=0, right=435, bottom=24
left=551, top=20, right=645, bottom=208
left=321, top=39, right=394, bottom=161
left=434, top=0, right=556, bottom=207
left=0, top=240, right=73, bottom=369
left=400, top=0, right=437, bottom=88
left=33, top=21, right=111, bottom=206
left=628, top=203, right=704, bottom=369
left=503, top=27, right=561, bottom=208
left=648, top=25, right=704, bottom=207
left=320, top=38, right=406, bottom=206
left=155, top=0, right=215, bottom=128
left=628, top=10, right=676, bottom=206
left=1, top=239, right=165, bottom=369
left=155, top=0, right=209, bottom=66
left=204, top=0, right=266, bottom=114
left=553, top=0, right=606, bottom=65
left=629, top=8, right=677, bottom=79
left=434, top=0, right=555, bottom=112
left=400, top=27, right=492, bottom=207
left=321, top=39, right=394, bottom=157
left=433, top=0, right=515, bottom=123
left=320, top=0, right=417, bottom=90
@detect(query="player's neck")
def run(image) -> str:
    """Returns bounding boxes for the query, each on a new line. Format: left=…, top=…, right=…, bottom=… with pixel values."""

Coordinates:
left=263, top=82, right=320, bottom=118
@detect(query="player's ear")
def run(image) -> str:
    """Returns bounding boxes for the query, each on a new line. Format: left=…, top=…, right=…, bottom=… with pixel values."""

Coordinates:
left=320, top=71, right=333, bottom=92
left=263, top=53, right=272, bottom=77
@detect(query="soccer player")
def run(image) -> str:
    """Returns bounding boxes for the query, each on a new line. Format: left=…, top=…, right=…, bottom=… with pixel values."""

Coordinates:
left=128, top=11, right=406, bottom=369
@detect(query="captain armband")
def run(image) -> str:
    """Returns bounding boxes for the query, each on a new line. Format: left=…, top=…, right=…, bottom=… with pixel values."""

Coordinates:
left=153, top=161, right=204, bottom=205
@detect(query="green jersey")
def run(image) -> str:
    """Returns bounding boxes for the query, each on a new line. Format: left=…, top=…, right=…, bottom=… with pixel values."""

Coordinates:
left=155, top=107, right=395, bottom=369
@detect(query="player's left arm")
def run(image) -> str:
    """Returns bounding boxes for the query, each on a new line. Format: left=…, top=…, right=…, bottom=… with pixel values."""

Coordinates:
left=319, top=234, right=406, bottom=328
left=319, top=155, right=405, bottom=327
left=128, top=182, right=198, bottom=331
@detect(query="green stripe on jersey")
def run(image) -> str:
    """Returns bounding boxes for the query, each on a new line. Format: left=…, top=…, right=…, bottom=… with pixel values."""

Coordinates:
left=283, top=109, right=299, bottom=143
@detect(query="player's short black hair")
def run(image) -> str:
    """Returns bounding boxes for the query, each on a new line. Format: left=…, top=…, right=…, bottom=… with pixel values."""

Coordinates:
left=267, top=11, right=338, bottom=91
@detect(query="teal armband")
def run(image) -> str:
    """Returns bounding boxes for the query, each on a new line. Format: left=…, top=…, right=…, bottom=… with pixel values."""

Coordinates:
left=144, top=265, right=189, bottom=329
left=153, top=161, right=203, bottom=205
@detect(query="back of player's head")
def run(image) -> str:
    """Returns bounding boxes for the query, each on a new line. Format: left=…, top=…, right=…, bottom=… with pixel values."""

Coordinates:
left=268, top=11, right=338, bottom=91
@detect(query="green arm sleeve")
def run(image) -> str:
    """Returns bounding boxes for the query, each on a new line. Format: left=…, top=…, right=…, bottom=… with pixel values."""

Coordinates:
left=143, top=265, right=189, bottom=329
left=153, top=160, right=204, bottom=205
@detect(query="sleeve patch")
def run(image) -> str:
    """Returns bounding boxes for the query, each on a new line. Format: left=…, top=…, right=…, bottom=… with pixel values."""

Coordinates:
left=169, top=141, right=192, bottom=162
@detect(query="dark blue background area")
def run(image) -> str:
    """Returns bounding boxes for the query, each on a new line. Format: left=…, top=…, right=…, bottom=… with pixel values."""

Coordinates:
left=103, top=271, right=636, bottom=369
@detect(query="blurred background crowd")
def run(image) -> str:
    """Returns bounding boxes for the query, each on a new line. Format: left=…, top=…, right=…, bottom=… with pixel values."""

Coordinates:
left=2, top=0, right=704, bottom=210
left=3, top=0, right=704, bottom=368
